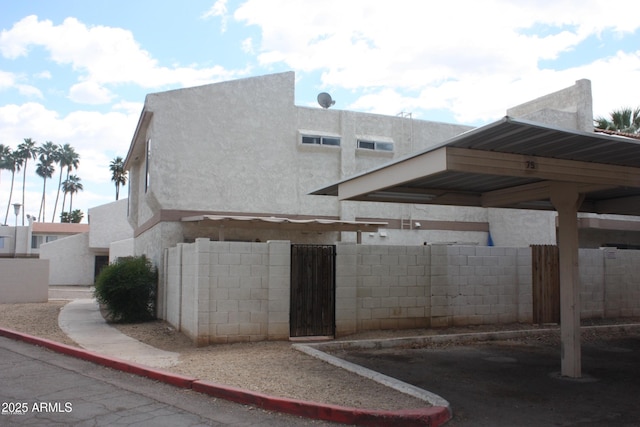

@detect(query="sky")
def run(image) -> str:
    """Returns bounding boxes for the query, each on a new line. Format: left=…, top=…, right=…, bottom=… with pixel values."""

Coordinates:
left=1, top=0, right=639, bottom=225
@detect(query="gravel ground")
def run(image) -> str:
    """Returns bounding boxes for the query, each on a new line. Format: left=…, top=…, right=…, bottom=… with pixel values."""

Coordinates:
left=2, top=299, right=638, bottom=412
left=0, top=301, right=427, bottom=411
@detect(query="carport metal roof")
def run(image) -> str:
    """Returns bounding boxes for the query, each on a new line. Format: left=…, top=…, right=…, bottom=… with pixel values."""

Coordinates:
left=311, top=116, right=640, bottom=379
left=312, top=116, right=640, bottom=215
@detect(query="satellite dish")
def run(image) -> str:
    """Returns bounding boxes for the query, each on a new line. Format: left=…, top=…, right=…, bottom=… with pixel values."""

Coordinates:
left=317, top=92, right=335, bottom=109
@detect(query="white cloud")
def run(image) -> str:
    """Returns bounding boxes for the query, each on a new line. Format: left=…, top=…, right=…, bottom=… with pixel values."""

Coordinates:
left=0, top=101, right=138, bottom=222
left=0, top=70, right=16, bottom=88
left=112, top=100, right=144, bottom=116
left=34, top=70, right=51, bottom=79
left=0, top=15, right=245, bottom=96
left=241, top=37, right=254, bottom=54
left=202, top=0, right=228, bottom=19
left=201, top=0, right=229, bottom=32
left=0, top=102, right=138, bottom=175
left=0, top=70, right=43, bottom=98
left=234, top=0, right=640, bottom=123
left=69, top=81, right=114, bottom=104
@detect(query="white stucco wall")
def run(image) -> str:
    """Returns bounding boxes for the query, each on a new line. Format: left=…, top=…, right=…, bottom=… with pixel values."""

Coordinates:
left=89, top=199, right=132, bottom=249
left=109, top=238, right=134, bottom=262
left=39, top=233, right=96, bottom=285
left=507, top=78, right=593, bottom=132
left=0, top=226, right=31, bottom=257
left=0, top=259, right=48, bottom=303
left=487, top=208, right=557, bottom=247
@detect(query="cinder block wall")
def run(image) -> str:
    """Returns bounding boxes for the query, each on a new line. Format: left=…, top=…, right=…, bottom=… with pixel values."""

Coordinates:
left=427, top=245, right=531, bottom=328
left=178, top=242, right=198, bottom=343
left=579, top=248, right=605, bottom=318
left=164, top=241, right=640, bottom=344
left=347, top=244, right=430, bottom=334
left=165, top=239, right=290, bottom=345
left=603, top=249, right=640, bottom=317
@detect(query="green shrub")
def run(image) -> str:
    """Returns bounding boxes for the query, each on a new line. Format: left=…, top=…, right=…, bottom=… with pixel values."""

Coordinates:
left=94, top=256, right=157, bottom=323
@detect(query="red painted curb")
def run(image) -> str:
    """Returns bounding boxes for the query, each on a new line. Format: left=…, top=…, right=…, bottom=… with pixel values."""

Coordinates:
left=0, top=327, right=196, bottom=388
left=0, top=327, right=451, bottom=426
left=192, top=380, right=451, bottom=427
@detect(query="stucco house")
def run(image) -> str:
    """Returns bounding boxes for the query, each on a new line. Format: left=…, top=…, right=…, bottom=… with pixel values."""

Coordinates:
left=120, top=72, right=640, bottom=346
left=124, top=72, right=640, bottom=266
left=125, top=73, right=539, bottom=264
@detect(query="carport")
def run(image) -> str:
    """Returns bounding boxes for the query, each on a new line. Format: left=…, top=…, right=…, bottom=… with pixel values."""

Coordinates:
left=311, top=116, right=640, bottom=378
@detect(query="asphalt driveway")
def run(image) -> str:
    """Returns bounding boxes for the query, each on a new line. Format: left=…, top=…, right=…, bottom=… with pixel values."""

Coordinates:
left=337, top=331, right=640, bottom=426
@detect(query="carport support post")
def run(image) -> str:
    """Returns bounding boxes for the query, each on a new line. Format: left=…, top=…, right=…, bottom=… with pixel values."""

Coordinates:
left=550, top=182, right=582, bottom=378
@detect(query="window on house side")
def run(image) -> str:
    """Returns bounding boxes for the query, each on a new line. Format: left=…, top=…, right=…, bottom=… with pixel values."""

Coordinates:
left=357, top=139, right=394, bottom=152
left=301, top=135, right=341, bottom=147
left=145, top=138, right=151, bottom=193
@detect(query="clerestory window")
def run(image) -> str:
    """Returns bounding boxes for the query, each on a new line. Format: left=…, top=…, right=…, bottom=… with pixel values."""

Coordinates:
left=301, top=135, right=341, bottom=147
left=357, top=139, right=394, bottom=152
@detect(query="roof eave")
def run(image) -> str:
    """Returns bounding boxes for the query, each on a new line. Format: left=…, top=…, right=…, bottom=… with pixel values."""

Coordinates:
left=124, top=109, right=153, bottom=171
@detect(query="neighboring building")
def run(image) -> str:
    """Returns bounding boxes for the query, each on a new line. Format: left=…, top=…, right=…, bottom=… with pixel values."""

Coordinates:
left=0, top=219, right=88, bottom=258
left=31, top=222, right=90, bottom=254
left=39, top=199, right=133, bottom=285
left=0, top=224, right=29, bottom=258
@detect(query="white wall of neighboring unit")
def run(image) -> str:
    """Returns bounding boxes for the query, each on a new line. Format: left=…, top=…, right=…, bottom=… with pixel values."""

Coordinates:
left=39, top=233, right=96, bottom=286
left=89, top=199, right=132, bottom=249
left=0, top=259, right=48, bottom=303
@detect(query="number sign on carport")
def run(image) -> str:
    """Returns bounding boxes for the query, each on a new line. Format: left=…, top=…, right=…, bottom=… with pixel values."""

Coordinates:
left=311, top=116, right=640, bottom=379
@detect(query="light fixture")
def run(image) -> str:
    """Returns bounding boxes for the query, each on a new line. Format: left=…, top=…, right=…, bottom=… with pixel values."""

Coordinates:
left=379, top=231, right=388, bottom=238
left=12, top=203, right=21, bottom=258
left=414, top=222, right=421, bottom=228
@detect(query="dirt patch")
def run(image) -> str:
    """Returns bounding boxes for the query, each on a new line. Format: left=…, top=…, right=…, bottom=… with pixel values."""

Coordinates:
left=0, top=301, right=77, bottom=347
left=0, top=301, right=428, bottom=411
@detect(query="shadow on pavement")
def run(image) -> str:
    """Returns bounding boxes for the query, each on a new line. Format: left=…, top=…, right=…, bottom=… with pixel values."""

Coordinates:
left=337, top=333, right=640, bottom=426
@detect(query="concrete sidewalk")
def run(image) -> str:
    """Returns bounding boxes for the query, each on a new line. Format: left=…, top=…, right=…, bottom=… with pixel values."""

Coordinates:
left=58, top=298, right=179, bottom=369
left=36, top=286, right=449, bottom=426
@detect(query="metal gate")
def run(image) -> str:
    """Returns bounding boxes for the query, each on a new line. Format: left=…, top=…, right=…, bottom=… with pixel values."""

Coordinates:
left=531, top=245, right=560, bottom=324
left=290, top=244, right=336, bottom=338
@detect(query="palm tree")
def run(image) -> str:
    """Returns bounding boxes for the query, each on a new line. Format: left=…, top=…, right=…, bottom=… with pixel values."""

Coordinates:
left=62, top=175, right=83, bottom=222
left=2, top=150, right=22, bottom=225
left=0, top=144, right=10, bottom=187
left=60, top=209, right=84, bottom=223
left=52, top=144, right=79, bottom=222
left=595, top=107, right=640, bottom=134
left=109, top=156, right=127, bottom=200
left=16, top=138, right=38, bottom=225
left=36, top=142, right=58, bottom=221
